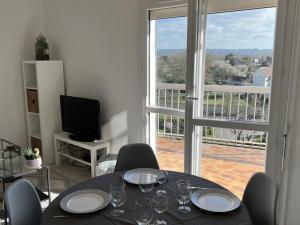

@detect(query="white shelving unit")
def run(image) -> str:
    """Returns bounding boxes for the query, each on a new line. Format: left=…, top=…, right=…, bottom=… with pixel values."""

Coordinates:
left=22, top=61, right=65, bottom=165
left=54, top=132, right=111, bottom=177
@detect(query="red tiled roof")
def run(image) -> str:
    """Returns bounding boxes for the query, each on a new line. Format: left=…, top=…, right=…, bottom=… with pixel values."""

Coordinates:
left=260, top=67, right=272, bottom=77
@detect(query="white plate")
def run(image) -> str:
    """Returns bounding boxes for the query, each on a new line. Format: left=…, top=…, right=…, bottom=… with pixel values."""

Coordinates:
left=191, top=188, right=240, bottom=213
left=60, top=189, right=110, bottom=214
left=124, top=168, right=162, bottom=185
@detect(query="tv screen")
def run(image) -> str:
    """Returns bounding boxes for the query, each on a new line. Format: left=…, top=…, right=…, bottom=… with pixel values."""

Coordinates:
left=60, top=95, right=101, bottom=142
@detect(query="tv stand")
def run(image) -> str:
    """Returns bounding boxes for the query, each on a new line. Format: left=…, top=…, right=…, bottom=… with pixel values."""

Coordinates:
left=69, top=134, right=96, bottom=142
left=54, top=132, right=110, bottom=177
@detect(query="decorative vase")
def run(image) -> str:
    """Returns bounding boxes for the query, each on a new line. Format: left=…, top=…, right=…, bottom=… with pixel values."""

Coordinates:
left=24, top=158, right=42, bottom=169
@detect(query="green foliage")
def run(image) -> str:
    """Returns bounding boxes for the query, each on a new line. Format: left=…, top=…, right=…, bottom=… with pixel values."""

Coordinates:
left=24, top=147, right=40, bottom=160
left=210, top=61, right=241, bottom=81
left=225, top=53, right=241, bottom=66
left=254, top=134, right=267, bottom=143
left=241, top=56, right=253, bottom=66
left=156, top=52, right=272, bottom=85
left=157, top=53, right=186, bottom=83
left=35, top=33, right=48, bottom=48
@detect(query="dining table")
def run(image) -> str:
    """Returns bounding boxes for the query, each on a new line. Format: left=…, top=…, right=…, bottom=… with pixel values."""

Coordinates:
left=41, top=171, right=253, bottom=225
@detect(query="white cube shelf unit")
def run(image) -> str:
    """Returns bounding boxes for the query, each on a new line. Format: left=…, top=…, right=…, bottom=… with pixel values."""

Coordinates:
left=22, top=61, right=65, bottom=165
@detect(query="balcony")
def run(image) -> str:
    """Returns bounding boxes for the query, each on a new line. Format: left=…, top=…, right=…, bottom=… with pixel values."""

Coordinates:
left=154, top=83, right=269, bottom=198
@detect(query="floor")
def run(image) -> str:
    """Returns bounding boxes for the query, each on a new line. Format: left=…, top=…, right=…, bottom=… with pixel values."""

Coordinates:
left=156, top=137, right=265, bottom=199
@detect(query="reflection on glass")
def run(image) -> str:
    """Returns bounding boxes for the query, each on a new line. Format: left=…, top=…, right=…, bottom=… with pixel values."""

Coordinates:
left=139, top=173, right=155, bottom=193
left=156, top=170, right=168, bottom=195
left=134, top=198, right=153, bottom=225
left=153, top=194, right=168, bottom=225
left=109, top=183, right=127, bottom=217
left=176, top=179, right=191, bottom=213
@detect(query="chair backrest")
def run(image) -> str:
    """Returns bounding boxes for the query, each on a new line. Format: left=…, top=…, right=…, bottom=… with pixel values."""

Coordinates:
left=4, top=179, right=42, bottom=225
left=242, top=172, right=278, bottom=225
left=114, top=143, right=159, bottom=172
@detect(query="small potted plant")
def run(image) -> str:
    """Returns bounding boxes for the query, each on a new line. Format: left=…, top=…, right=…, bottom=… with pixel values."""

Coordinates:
left=24, top=147, right=42, bottom=169
left=35, top=33, right=49, bottom=60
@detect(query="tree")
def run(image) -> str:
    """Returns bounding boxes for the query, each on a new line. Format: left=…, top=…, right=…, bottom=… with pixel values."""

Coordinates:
left=225, top=54, right=240, bottom=66
left=205, top=54, right=220, bottom=84
left=225, top=53, right=234, bottom=61
left=241, top=56, right=253, bottom=66
left=266, top=56, right=272, bottom=65
left=157, top=53, right=186, bottom=83
left=260, top=61, right=269, bottom=67
left=234, top=64, right=248, bottom=76
left=210, top=61, right=241, bottom=81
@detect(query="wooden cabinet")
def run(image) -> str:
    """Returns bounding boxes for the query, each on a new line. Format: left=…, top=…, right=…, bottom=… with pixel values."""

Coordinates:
left=26, top=89, right=39, bottom=113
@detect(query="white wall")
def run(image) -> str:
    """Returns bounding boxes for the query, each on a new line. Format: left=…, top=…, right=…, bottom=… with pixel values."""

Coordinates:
left=43, top=0, right=142, bottom=153
left=271, top=0, right=300, bottom=224
left=0, top=0, right=44, bottom=147
left=280, top=1, right=300, bottom=224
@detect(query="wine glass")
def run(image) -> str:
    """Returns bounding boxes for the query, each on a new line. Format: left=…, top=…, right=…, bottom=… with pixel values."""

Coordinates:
left=153, top=194, right=168, bottom=225
left=156, top=170, right=168, bottom=195
left=139, top=173, right=155, bottom=193
left=109, top=183, right=127, bottom=216
left=176, top=180, right=191, bottom=213
left=134, top=198, right=153, bottom=225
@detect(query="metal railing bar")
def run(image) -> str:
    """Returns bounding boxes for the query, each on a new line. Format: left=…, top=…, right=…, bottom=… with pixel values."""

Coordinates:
left=253, top=93, right=257, bottom=121
left=191, top=118, right=269, bottom=131
left=237, top=93, right=241, bottom=120
left=229, top=93, right=233, bottom=120
left=262, top=94, right=266, bottom=121
left=245, top=93, right=249, bottom=120
left=206, top=92, right=209, bottom=118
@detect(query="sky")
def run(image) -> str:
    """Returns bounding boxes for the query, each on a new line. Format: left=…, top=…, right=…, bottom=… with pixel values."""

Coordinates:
left=156, top=7, right=276, bottom=50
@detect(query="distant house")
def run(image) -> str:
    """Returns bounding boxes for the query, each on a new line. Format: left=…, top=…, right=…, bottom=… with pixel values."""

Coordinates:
left=252, top=67, right=272, bottom=87
left=253, top=58, right=260, bottom=64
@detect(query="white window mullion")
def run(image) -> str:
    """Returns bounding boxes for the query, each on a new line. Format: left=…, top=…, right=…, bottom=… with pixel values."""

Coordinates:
left=185, top=0, right=208, bottom=175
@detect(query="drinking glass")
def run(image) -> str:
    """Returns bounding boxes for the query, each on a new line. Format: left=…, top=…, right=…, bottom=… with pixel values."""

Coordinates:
left=139, top=173, right=155, bottom=193
left=176, top=180, right=191, bottom=213
left=109, top=183, right=127, bottom=216
left=134, top=198, right=153, bottom=225
left=153, top=194, right=168, bottom=225
left=156, top=170, right=168, bottom=195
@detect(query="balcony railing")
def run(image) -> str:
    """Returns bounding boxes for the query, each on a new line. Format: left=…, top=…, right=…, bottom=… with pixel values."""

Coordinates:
left=156, top=83, right=270, bottom=149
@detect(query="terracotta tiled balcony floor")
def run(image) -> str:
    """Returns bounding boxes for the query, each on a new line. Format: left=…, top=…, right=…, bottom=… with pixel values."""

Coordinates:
left=156, top=137, right=265, bottom=199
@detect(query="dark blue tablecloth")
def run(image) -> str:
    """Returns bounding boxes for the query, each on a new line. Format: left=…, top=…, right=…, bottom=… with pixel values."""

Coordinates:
left=41, top=171, right=252, bottom=225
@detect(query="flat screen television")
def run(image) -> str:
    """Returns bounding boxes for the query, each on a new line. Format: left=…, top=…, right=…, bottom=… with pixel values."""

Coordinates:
left=60, top=95, right=101, bottom=142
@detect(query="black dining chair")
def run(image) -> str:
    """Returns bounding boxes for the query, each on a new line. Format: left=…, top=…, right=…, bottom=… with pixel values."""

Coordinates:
left=242, top=172, right=278, bottom=225
left=114, top=143, right=159, bottom=172
left=4, top=178, right=42, bottom=225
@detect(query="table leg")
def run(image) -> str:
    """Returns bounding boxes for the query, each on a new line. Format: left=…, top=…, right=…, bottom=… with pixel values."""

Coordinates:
left=2, top=151, right=5, bottom=176
left=90, top=151, right=97, bottom=177
left=2, top=179, right=7, bottom=225
left=46, top=167, right=51, bottom=205
left=9, top=152, right=13, bottom=175
left=106, top=143, right=111, bottom=154
left=54, top=139, right=61, bottom=166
